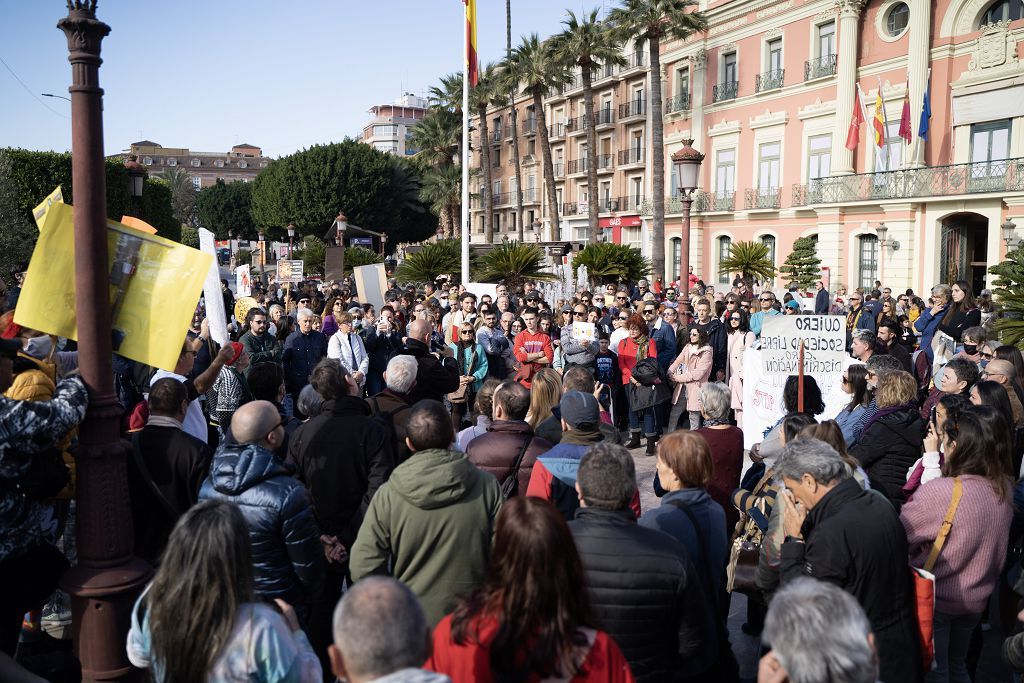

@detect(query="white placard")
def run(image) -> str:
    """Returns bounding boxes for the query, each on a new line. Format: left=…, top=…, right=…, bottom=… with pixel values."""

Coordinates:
left=353, top=263, right=388, bottom=311
left=571, top=321, right=596, bottom=341
left=465, top=282, right=498, bottom=302
left=198, top=228, right=229, bottom=346
left=235, top=264, right=251, bottom=297
left=759, top=315, right=847, bottom=376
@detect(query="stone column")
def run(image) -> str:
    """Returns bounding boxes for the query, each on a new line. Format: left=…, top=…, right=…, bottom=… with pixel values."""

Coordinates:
left=832, top=0, right=867, bottom=175
left=690, top=50, right=708, bottom=153
left=906, top=0, right=931, bottom=168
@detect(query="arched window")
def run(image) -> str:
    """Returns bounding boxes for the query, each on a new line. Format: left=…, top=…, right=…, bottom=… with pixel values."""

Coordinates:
left=858, top=235, right=878, bottom=291
left=760, top=235, right=777, bottom=266
left=981, top=0, right=1024, bottom=26
left=717, top=236, right=732, bottom=285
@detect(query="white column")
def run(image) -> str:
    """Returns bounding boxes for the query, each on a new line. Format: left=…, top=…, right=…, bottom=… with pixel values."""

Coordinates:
left=832, top=0, right=867, bottom=175
left=907, top=0, right=931, bottom=168
left=690, top=50, right=708, bottom=151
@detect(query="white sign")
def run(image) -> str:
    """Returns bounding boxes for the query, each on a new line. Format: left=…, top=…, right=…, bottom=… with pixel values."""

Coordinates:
left=235, top=264, right=251, bottom=297
left=759, top=315, right=847, bottom=376
left=571, top=321, right=596, bottom=341
left=465, top=282, right=498, bottom=302
left=198, top=228, right=229, bottom=346
left=741, top=346, right=858, bottom=450
left=353, top=263, right=388, bottom=312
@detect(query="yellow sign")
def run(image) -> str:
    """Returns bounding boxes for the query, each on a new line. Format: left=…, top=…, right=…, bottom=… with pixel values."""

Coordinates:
left=14, top=201, right=212, bottom=372
left=32, top=186, right=64, bottom=231
left=119, top=215, right=158, bottom=235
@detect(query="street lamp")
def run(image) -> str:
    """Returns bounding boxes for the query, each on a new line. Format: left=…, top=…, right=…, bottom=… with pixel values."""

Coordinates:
left=257, top=229, right=266, bottom=283
left=1003, top=219, right=1019, bottom=249
left=287, top=223, right=296, bottom=259
left=333, top=212, right=348, bottom=282
left=671, top=139, right=704, bottom=289
left=41, top=92, right=72, bottom=102
left=124, top=155, right=145, bottom=217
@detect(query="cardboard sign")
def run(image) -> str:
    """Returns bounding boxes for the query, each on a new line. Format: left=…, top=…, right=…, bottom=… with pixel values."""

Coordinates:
left=276, top=259, right=304, bottom=283
left=571, top=321, right=596, bottom=341
left=32, top=186, right=63, bottom=230
left=198, top=228, right=229, bottom=346
left=325, top=246, right=345, bottom=282
left=353, top=263, right=388, bottom=311
left=759, top=315, right=847, bottom=375
left=465, top=282, right=498, bottom=302
left=235, top=264, right=252, bottom=297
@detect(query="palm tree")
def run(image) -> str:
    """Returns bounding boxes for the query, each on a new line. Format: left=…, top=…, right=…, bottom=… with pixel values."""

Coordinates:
left=471, top=63, right=498, bottom=243
left=503, top=0, right=527, bottom=242
left=512, top=34, right=570, bottom=242
left=476, top=240, right=559, bottom=291
left=419, top=164, right=463, bottom=239
left=608, top=0, right=707, bottom=280
left=551, top=10, right=625, bottom=244
left=161, top=165, right=199, bottom=227
left=573, top=242, right=652, bottom=284
left=395, top=239, right=469, bottom=284
left=428, top=72, right=464, bottom=114
left=409, top=108, right=460, bottom=169
left=718, top=240, right=776, bottom=288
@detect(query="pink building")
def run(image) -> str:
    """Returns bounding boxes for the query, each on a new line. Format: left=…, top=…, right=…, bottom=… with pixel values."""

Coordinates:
left=659, top=0, right=1024, bottom=294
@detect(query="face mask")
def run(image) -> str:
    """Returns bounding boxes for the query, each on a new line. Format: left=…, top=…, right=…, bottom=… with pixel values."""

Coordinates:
left=980, top=359, right=990, bottom=370
left=594, top=301, right=604, bottom=310
left=963, top=344, right=978, bottom=355
left=24, top=335, right=53, bottom=359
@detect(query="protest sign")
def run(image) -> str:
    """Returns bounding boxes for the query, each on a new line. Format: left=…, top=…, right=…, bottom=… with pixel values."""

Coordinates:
left=235, top=264, right=251, bottom=297
left=353, top=263, right=388, bottom=311
left=325, top=246, right=344, bottom=282
left=276, top=259, right=304, bottom=283
left=198, top=228, right=229, bottom=346
left=15, top=201, right=212, bottom=372
left=571, top=321, right=596, bottom=342
left=32, top=186, right=63, bottom=230
left=759, top=315, right=847, bottom=375
left=465, top=282, right=497, bottom=302
left=234, top=297, right=259, bottom=324
left=120, top=216, right=157, bottom=235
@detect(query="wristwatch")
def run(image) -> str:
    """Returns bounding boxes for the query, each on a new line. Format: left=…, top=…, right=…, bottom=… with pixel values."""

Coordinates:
left=784, top=535, right=804, bottom=544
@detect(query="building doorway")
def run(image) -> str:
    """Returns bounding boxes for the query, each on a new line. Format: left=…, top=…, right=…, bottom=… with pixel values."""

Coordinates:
left=940, top=212, right=988, bottom=293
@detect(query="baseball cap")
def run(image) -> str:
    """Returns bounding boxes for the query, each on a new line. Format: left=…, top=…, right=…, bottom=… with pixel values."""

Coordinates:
left=560, top=390, right=600, bottom=430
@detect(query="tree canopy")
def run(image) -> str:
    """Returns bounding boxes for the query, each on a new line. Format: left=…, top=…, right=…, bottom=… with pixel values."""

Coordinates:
left=197, top=179, right=256, bottom=239
left=779, top=236, right=822, bottom=290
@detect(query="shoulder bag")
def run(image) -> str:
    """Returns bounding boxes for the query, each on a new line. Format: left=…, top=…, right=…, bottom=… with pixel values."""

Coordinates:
left=911, top=476, right=962, bottom=674
left=447, top=346, right=475, bottom=404
left=500, top=436, right=533, bottom=499
left=727, top=467, right=776, bottom=595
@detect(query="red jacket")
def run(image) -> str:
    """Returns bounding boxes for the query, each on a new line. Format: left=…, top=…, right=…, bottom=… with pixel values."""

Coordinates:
left=513, top=329, right=554, bottom=387
left=616, top=337, right=657, bottom=385
left=428, top=612, right=636, bottom=683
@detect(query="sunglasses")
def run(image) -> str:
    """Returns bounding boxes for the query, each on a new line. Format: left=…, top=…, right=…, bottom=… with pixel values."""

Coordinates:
left=460, top=330, right=474, bottom=335
left=729, top=316, right=741, bottom=321
left=644, top=309, right=656, bottom=314
left=981, top=352, right=995, bottom=360
left=618, top=316, right=629, bottom=321
left=616, top=296, right=627, bottom=300
left=573, top=311, right=587, bottom=316
left=759, top=298, right=773, bottom=302
left=299, top=299, right=310, bottom=304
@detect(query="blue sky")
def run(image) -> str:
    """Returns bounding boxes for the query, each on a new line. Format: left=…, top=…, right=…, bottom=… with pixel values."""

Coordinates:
left=0, top=0, right=612, bottom=158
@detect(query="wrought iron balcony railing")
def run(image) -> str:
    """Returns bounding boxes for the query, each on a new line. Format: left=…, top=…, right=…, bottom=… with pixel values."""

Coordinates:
left=552, top=162, right=564, bottom=176
left=609, top=195, right=645, bottom=212
left=744, top=187, right=782, bottom=209
left=665, top=93, right=691, bottom=113
left=804, top=54, right=838, bottom=81
left=650, top=192, right=735, bottom=213
left=595, top=108, right=615, bottom=126
left=791, top=157, right=1024, bottom=206
left=491, top=129, right=503, bottom=143
left=523, top=188, right=539, bottom=203
left=712, top=81, right=739, bottom=103
left=522, top=119, right=537, bottom=135
left=567, top=158, right=589, bottom=175
left=755, top=69, right=785, bottom=93
left=561, top=202, right=578, bottom=215
left=548, top=123, right=567, bottom=138
left=626, top=52, right=646, bottom=69
left=619, top=99, right=646, bottom=118
left=595, top=154, right=614, bottom=171
left=618, top=148, right=644, bottom=165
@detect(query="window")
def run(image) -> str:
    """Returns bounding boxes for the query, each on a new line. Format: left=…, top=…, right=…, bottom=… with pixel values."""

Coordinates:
left=492, top=146, right=501, bottom=167
left=981, top=0, right=1023, bottom=25
left=858, top=235, right=879, bottom=290
left=631, top=177, right=643, bottom=206
left=142, top=156, right=152, bottom=165
left=622, top=226, right=642, bottom=251
left=723, top=52, right=737, bottom=84
left=494, top=214, right=501, bottom=233
left=676, top=67, right=689, bottom=97
left=670, top=238, right=682, bottom=281
left=190, top=158, right=200, bottom=167
left=760, top=235, right=777, bottom=266
left=372, top=125, right=398, bottom=137
left=818, top=21, right=836, bottom=58
left=807, top=134, right=832, bottom=180
left=528, top=174, right=537, bottom=202
left=971, top=120, right=1012, bottom=186
left=873, top=121, right=904, bottom=173
left=716, top=149, right=736, bottom=198
left=527, top=138, right=536, bottom=156
left=758, top=142, right=781, bottom=192
left=191, top=176, right=202, bottom=191
left=479, top=216, right=485, bottom=234
left=717, top=236, right=732, bottom=284
left=215, top=159, right=224, bottom=168
left=492, top=180, right=501, bottom=203
left=886, top=2, right=909, bottom=36
left=767, top=39, right=783, bottom=73
left=167, top=158, right=177, bottom=167
left=510, top=213, right=516, bottom=232
left=600, top=182, right=611, bottom=208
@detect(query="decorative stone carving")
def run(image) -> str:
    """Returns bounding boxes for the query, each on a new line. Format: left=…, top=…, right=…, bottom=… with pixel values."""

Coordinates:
left=749, top=108, right=789, bottom=129
left=970, top=20, right=1013, bottom=70
left=797, top=97, right=838, bottom=120
left=764, top=27, right=783, bottom=39
left=691, top=49, right=709, bottom=70
left=836, top=0, right=867, bottom=17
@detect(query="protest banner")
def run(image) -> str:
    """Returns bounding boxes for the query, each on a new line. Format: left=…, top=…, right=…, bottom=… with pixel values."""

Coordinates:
left=32, top=186, right=63, bottom=230
left=15, top=201, right=211, bottom=372
left=353, top=263, right=388, bottom=311
left=276, top=259, right=304, bottom=284
left=759, top=315, right=847, bottom=376
left=198, top=228, right=229, bottom=346
left=465, top=282, right=497, bottom=302
left=235, top=264, right=251, bottom=297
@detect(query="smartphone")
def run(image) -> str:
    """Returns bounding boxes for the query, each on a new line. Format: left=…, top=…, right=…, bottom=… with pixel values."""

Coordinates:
left=930, top=406, right=938, bottom=429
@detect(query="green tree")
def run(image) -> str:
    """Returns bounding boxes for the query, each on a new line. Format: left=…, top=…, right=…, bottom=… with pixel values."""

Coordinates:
left=990, top=245, right=1024, bottom=295
left=0, top=151, right=35, bottom=276
left=573, top=242, right=652, bottom=284
left=551, top=10, right=624, bottom=242
left=428, top=72, right=464, bottom=114
left=197, top=179, right=256, bottom=239
left=294, top=236, right=327, bottom=275
left=718, top=240, right=776, bottom=287
left=779, top=236, right=822, bottom=290
left=419, top=164, right=463, bottom=240
left=501, top=0, right=527, bottom=241
left=180, top=225, right=200, bottom=249
left=342, top=246, right=384, bottom=274
left=161, top=166, right=199, bottom=228
left=409, top=108, right=460, bottom=169
left=475, top=240, right=558, bottom=291
left=395, top=239, right=472, bottom=284
left=608, top=0, right=707, bottom=280
left=139, top=178, right=181, bottom=242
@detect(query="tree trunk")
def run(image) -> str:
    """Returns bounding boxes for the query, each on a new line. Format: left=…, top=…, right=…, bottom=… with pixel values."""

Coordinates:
left=582, top=61, right=599, bottom=245
left=534, top=87, right=560, bottom=242
left=507, top=0, right=526, bottom=242
left=649, top=35, right=665, bottom=281
left=479, top=103, right=494, bottom=243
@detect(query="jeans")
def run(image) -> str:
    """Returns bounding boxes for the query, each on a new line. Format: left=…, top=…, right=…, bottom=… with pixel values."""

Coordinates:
left=927, top=610, right=983, bottom=683
left=667, top=400, right=687, bottom=433
left=629, top=406, right=658, bottom=436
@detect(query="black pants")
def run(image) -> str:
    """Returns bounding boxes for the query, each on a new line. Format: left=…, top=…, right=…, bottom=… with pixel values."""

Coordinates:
left=0, top=543, right=69, bottom=655
left=307, top=566, right=346, bottom=683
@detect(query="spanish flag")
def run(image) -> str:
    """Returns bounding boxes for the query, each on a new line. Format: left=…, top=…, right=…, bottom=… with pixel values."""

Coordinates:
left=465, top=0, right=478, bottom=87
left=873, top=91, right=886, bottom=147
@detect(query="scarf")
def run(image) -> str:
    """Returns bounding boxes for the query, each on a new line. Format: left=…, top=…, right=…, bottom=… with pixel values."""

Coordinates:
left=861, top=403, right=916, bottom=433
left=702, top=418, right=730, bottom=428
left=562, top=428, right=602, bottom=445
left=634, top=335, right=650, bottom=361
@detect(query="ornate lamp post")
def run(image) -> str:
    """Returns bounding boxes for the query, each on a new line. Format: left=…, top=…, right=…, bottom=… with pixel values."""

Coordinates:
left=123, top=154, right=144, bottom=217
left=1002, top=219, right=1019, bottom=250
left=333, top=211, right=348, bottom=281
left=57, top=3, right=151, bottom=679
left=671, top=139, right=704, bottom=290
left=257, top=228, right=266, bottom=283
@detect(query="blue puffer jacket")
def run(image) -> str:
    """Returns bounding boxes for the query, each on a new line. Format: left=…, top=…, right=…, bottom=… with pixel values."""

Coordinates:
left=199, top=442, right=323, bottom=607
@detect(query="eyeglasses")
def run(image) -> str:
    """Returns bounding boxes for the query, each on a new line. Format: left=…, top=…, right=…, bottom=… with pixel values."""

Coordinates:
left=618, top=316, right=629, bottom=321
left=981, top=352, right=995, bottom=360
left=729, top=316, right=741, bottom=321
left=269, top=418, right=287, bottom=435
left=849, top=297, right=861, bottom=302
left=299, top=299, right=310, bottom=304
left=616, top=296, right=627, bottom=300
left=460, top=330, right=475, bottom=336
left=759, top=298, right=773, bottom=302
left=643, top=309, right=656, bottom=315
left=573, top=311, right=587, bottom=316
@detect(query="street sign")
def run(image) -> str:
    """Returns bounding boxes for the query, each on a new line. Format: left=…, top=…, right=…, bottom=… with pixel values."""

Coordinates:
left=350, top=237, right=374, bottom=249
left=276, top=259, right=304, bottom=283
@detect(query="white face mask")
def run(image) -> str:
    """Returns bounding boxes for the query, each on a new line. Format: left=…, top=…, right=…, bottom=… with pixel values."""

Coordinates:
left=23, top=335, right=53, bottom=359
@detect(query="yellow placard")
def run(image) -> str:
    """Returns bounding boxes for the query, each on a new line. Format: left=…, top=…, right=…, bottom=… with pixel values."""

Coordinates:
left=32, top=186, right=64, bottom=231
left=14, top=201, right=212, bottom=372
left=119, top=215, right=158, bottom=235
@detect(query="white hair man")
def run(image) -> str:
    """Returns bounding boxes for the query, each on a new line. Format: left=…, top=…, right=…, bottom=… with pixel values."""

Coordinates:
left=283, top=306, right=328, bottom=411
left=367, top=355, right=418, bottom=464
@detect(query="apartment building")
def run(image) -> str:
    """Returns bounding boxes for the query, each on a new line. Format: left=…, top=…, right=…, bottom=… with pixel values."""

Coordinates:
left=657, top=0, right=1024, bottom=294
left=361, top=93, right=428, bottom=156
left=124, top=141, right=269, bottom=189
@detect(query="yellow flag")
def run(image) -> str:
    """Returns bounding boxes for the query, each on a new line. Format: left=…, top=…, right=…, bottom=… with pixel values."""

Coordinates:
left=32, top=186, right=64, bottom=231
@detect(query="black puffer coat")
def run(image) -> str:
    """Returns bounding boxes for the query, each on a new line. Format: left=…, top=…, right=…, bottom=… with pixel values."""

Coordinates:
left=199, top=442, right=323, bottom=607
left=396, top=338, right=460, bottom=404
left=849, top=406, right=926, bottom=508
left=568, top=508, right=717, bottom=683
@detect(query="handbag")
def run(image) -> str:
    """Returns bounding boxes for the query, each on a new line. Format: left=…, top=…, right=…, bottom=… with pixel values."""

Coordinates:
left=500, top=436, right=533, bottom=499
left=727, top=467, right=776, bottom=595
left=910, top=476, right=962, bottom=674
left=448, top=346, right=476, bottom=404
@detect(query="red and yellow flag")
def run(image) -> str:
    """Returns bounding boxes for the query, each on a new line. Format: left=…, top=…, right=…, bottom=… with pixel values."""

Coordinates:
left=465, top=0, right=478, bottom=87
left=873, top=91, right=886, bottom=147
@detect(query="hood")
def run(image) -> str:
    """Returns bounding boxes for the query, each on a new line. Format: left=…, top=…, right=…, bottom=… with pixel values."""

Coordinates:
left=538, top=443, right=590, bottom=488
left=210, top=442, right=290, bottom=496
left=388, top=448, right=478, bottom=509
left=486, top=419, right=534, bottom=436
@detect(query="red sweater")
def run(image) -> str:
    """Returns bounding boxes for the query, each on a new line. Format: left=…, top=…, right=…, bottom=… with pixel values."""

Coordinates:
left=513, top=329, right=554, bottom=387
left=616, top=337, right=657, bottom=385
left=428, top=612, right=636, bottom=683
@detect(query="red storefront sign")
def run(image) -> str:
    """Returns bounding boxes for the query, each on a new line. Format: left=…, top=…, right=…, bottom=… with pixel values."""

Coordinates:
left=597, top=215, right=642, bottom=244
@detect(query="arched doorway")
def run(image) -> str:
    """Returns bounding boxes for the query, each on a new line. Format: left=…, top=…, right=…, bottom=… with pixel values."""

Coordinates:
left=940, top=212, right=988, bottom=293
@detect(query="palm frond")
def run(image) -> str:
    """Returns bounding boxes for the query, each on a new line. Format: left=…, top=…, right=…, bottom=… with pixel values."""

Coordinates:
left=572, top=242, right=651, bottom=283
left=475, top=240, right=558, bottom=291
left=395, top=239, right=472, bottom=284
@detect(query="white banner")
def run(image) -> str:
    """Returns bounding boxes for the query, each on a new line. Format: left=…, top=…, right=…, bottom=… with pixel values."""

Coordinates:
left=198, top=228, right=229, bottom=346
left=465, top=282, right=498, bottom=302
left=235, top=264, right=251, bottom=297
left=353, top=263, right=388, bottom=312
left=759, top=315, right=847, bottom=376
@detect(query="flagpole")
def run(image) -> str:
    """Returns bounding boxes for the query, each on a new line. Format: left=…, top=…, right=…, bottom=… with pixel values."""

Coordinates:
left=878, top=77, right=891, bottom=173
left=460, top=5, right=471, bottom=284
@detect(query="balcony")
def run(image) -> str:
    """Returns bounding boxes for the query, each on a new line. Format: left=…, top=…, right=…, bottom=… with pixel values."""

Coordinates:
left=595, top=154, right=614, bottom=172
left=567, top=158, right=589, bottom=175
left=791, top=157, right=1024, bottom=206
left=755, top=69, right=785, bottom=93
left=552, top=162, right=565, bottom=177
left=567, top=115, right=588, bottom=136
left=494, top=192, right=516, bottom=207
left=618, top=148, right=645, bottom=166
left=562, top=202, right=578, bottom=215
left=608, top=195, right=645, bottom=212
left=595, top=62, right=618, bottom=80
left=594, top=108, right=615, bottom=127
left=619, top=99, right=646, bottom=119
left=712, top=81, right=739, bottom=103
left=695, top=191, right=736, bottom=212
left=804, top=54, right=837, bottom=81
left=523, top=188, right=540, bottom=204
left=491, top=129, right=503, bottom=144
left=548, top=123, right=567, bottom=139
left=624, top=51, right=646, bottom=70
left=665, top=93, right=691, bottom=114
left=523, top=118, right=537, bottom=135
left=744, top=187, right=782, bottom=209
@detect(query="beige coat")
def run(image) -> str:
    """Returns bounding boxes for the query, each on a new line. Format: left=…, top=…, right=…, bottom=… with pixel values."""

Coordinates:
left=668, top=344, right=713, bottom=410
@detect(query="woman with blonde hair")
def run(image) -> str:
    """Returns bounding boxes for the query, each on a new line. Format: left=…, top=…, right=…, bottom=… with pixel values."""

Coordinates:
left=526, top=368, right=561, bottom=430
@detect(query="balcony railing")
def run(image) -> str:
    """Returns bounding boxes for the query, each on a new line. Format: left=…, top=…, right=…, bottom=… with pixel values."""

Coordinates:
left=625, top=51, right=646, bottom=69
left=619, top=99, right=646, bottom=119
left=567, top=158, right=589, bottom=174
left=744, top=187, right=782, bottom=209
left=649, top=191, right=736, bottom=214
left=561, top=202, right=578, bottom=215
left=595, top=108, right=615, bottom=126
left=804, top=54, right=838, bottom=81
left=552, top=162, right=565, bottom=177
left=523, top=188, right=540, bottom=203
left=791, top=157, right=1024, bottom=206
left=596, top=62, right=617, bottom=80
left=608, top=195, right=645, bottom=212
left=491, top=129, right=503, bottom=143
left=595, top=154, right=614, bottom=171
left=523, top=119, right=537, bottom=135
left=712, top=81, right=739, bottom=103
left=665, top=93, right=691, bottom=113
left=548, top=123, right=567, bottom=138
left=618, top=148, right=644, bottom=165
left=755, top=69, right=785, bottom=93
left=496, top=192, right=519, bottom=206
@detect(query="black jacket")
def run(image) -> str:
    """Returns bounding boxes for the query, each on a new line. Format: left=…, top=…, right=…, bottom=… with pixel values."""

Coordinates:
left=877, top=340, right=913, bottom=374
left=287, top=395, right=396, bottom=547
left=282, top=330, right=328, bottom=394
left=938, top=306, right=981, bottom=344
left=362, top=327, right=404, bottom=375
left=814, top=287, right=830, bottom=314
left=397, top=338, right=460, bottom=404
left=687, top=318, right=727, bottom=379
left=569, top=508, right=718, bottom=683
left=780, top=478, right=921, bottom=683
left=849, top=406, right=926, bottom=507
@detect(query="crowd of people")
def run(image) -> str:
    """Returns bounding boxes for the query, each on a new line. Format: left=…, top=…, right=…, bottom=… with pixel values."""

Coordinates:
left=0, top=265, right=1023, bottom=683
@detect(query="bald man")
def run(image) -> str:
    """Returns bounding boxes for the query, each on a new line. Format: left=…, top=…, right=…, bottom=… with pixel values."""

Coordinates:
left=397, top=319, right=460, bottom=404
left=982, top=359, right=1024, bottom=426
left=200, top=400, right=323, bottom=615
